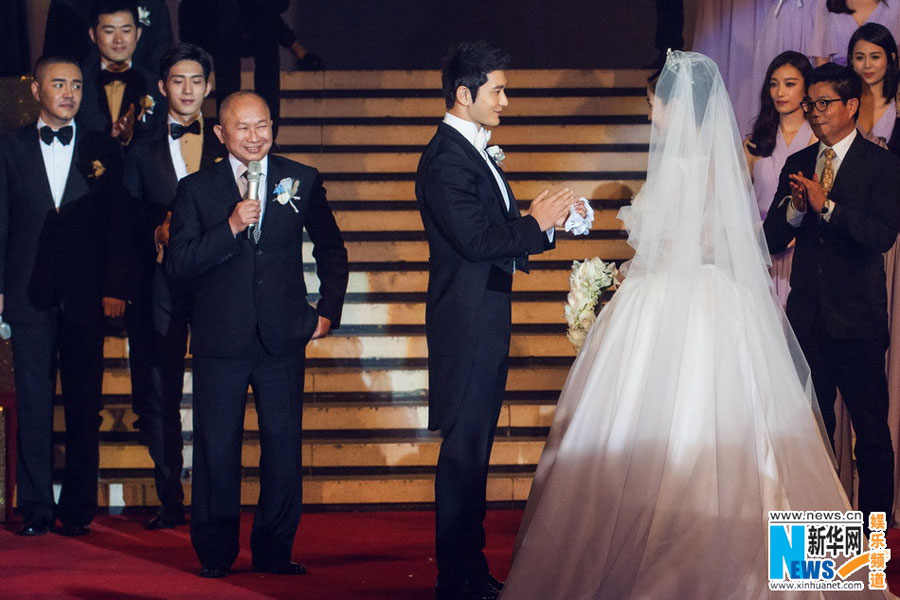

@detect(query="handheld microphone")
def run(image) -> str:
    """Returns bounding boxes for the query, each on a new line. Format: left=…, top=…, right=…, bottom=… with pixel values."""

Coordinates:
left=246, top=160, right=262, bottom=233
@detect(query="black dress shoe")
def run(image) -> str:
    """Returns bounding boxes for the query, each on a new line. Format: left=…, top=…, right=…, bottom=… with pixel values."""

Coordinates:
left=252, top=561, right=307, bottom=575
left=479, top=574, right=503, bottom=593
left=145, top=511, right=185, bottom=530
left=199, top=566, right=229, bottom=578
left=18, top=520, right=52, bottom=536
left=59, top=523, right=90, bottom=536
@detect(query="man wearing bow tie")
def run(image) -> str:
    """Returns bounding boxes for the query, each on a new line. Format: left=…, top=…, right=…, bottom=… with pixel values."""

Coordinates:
left=78, top=1, right=162, bottom=145
left=0, top=56, right=133, bottom=536
left=168, top=91, right=348, bottom=578
left=123, top=43, right=225, bottom=530
left=415, top=41, right=578, bottom=600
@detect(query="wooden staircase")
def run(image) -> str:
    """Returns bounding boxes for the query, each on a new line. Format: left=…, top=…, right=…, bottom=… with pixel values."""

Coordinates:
left=52, top=69, right=649, bottom=510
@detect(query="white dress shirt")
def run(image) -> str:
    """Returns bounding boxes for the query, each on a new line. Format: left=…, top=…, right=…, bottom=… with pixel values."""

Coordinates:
left=786, top=129, right=856, bottom=226
left=168, top=115, right=190, bottom=181
left=36, top=118, right=76, bottom=209
left=442, top=112, right=554, bottom=242
left=229, top=154, right=268, bottom=230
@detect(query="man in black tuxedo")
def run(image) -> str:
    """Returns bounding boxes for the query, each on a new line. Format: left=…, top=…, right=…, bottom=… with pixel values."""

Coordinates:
left=44, top=0, right=173, bottom=76
left=78, top=1, right=162, bottom=145
left=764, top=63, right=900, bottom=525
left=124, top=43, right=225, bottom=530
left=0, top=56, right=132, bottom=536
left=416, top=41, right=578, bottom=600
left=168, top=91, right=348, bottom=578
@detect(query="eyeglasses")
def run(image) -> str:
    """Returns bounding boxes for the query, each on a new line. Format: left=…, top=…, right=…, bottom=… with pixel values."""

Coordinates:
left=800, top=98, right=845, bottom=113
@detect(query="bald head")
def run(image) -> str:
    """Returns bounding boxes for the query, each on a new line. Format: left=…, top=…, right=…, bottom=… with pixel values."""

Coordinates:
left=214, top=91, right=273, bottom=165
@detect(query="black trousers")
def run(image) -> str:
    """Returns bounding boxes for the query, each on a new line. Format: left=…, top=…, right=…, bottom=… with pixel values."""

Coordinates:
left=435, top=279, right=511, bottom=586
left=212, top=1, right=282, bottom=139
left=797, top=309, right=895, bottom=522
left=11, top=307, right=103, bottom=526
left=129, top=261, right=190, bottom=515
left=190, top=335, right=305, bottom=570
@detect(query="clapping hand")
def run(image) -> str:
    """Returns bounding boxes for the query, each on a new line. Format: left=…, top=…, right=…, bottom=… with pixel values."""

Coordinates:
left=529, top=188, right=577, bottom=231
left=788, top=171, right=827, bottom=213
left=111, top=104, right=136, bottom=143
left=788, top=171, right=808, bottom=212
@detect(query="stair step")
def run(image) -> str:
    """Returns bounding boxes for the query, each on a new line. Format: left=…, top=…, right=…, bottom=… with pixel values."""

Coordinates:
left=96, top=365, right=572, bottom=395
left=275, top=123, right=650, bottom=146
left=279, top=96, right=647, bottom=118
left=65, top=400, right=558, bottom=436
left=96, top=472, right=536, bottom=507
left=331, top=207, right=624, bottom=232
left=322, top=180, right=640, bottom=202
left=284, top=151, right=646, bottom=174
left=262, top=69, right=652, bottom=90
left=301, top=238, right=632, bottom=263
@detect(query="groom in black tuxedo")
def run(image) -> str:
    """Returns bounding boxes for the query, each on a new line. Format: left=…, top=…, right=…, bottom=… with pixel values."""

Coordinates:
left=0, top=56, right=133, bottom=536
left=416, top=41, right=577, bottom=600
left=764, top=63, right=900, bottom=524
left=167, top=91, right=348, bottom=578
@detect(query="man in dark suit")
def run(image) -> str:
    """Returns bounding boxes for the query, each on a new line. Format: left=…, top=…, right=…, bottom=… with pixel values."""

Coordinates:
left=415, top=41, right=577, bottom=600
left=167, top=91, right=348, bottom=578
left=0, top=56, right=132, bottom=536
left=124, top=43, right=225, bottom=530
left=764, top=63, right=900, bottom=525
left=44, top=0, right=173, bottom=76
left=78, top=1, right=162, bottom=145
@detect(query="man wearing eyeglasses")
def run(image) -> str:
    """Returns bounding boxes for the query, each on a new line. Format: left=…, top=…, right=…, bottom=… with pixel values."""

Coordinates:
left=764, top=62, right=900, bottom=528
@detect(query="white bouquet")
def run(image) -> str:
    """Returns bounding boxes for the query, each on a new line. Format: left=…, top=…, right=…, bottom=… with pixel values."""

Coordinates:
left=564, top=257, right=617, bottom=351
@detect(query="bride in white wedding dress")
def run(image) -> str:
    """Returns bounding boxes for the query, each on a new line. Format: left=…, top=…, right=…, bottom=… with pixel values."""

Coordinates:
left=500, top=51, right=892, bottom=599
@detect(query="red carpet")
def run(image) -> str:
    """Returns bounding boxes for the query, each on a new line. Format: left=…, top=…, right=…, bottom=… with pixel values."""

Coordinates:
left=0, top=510, right=520, bottom=600
left=2, top=512, right=899, bottom=599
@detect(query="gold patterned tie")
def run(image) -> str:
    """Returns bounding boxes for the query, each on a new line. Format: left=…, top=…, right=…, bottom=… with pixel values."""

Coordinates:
left=821, top=148, right=836, bottom=196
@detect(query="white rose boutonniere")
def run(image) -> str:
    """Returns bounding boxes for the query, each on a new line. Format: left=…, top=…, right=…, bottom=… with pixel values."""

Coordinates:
left=273, top=177, right=300, bottom=213
left=89, top=159, right=106, bottom=180
left=486, top=145, right=505, bottom=166
left=138, top=6, right=151, bottom=27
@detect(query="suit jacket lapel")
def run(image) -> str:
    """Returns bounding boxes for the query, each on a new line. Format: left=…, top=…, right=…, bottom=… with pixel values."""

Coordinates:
left=151, top=134, right=179, bottom=196
left=438, top=123, right=508, bottom=214
left=258, top=157, right=278, bottom=245
left=199, top=128, right=223, bottom=171
left=60, top=130, right=90, bottom=207
left=20, top=126, right=56, bottom=211
left=829, top=135, right=864, bottom=202
left=492, top=158, right=519, bottom=220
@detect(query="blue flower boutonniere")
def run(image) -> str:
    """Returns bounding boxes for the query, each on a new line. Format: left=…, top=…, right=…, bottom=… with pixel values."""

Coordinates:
left=486, top=145, right=505, bottom=166
left=138, top=6, right=151, bottom=27
left=273, top=177, right=300, bottom=213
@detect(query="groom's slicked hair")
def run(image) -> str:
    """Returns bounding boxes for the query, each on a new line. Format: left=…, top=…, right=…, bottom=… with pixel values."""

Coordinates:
left=442, top=41, right=511, bottom=109
left=810, top=62, right=862, bottom=120
left=90, top=0, right=140, bottom=28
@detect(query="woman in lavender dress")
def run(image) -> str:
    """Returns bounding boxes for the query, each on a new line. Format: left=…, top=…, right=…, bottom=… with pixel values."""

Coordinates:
left=744, top=51, right=817, bottom=307
left=747, top=1, right=820, bottom=135
left=811, top=0, right=900, bottom=65
left=850, top=25, right=900, bottom=514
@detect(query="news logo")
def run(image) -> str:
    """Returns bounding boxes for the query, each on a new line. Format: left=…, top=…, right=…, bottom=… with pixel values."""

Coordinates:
left=768, top=511, right=890, bottom=592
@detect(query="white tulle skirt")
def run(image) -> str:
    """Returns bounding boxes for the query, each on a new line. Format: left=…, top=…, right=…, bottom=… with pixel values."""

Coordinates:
left=501, top=266, right=889, bottom=600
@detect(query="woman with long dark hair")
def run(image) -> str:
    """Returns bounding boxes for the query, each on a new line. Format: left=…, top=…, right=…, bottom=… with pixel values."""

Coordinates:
left=811, top=0, right=900, bottom=65
left=850, top=22, right=900, bottom=146
left=744, top=51, right=816, bottom=306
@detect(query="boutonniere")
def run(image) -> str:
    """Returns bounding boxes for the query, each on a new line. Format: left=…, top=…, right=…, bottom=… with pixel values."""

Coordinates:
left=89, top=160, right=106, bottom=180
left=273, top=177, right=300, bottom=212
left=215, top=157, right=224, bottom=163
left=138, top=6, right=151, bottom=27
left=138, top=94, right=155, bottom=123
left=486, top=145, right=505, bottom=166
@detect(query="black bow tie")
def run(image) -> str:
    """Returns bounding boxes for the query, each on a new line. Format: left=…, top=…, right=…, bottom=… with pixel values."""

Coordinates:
left=39, top=125, right=74, bottom=146
left=98, top=69, right=130, bottom=86
left=170, top=120, right=201, bottom=140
